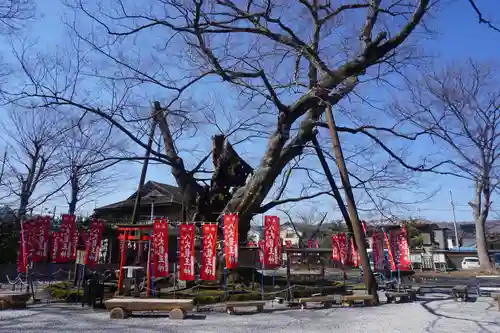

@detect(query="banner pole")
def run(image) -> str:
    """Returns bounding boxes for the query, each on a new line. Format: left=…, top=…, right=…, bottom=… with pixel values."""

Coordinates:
left=261, top=215, right=264, bottom=301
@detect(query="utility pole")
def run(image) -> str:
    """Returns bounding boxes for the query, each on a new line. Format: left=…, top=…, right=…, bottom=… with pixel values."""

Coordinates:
left=310, top=134, right=353, bottom=236
left=130, top=102, right=159, bottom=225
left=449, top=190, right=460, bottom=248
left=323, top=103, right=378, bottom=301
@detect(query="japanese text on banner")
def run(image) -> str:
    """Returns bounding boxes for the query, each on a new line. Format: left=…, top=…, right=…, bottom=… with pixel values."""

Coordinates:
left=33, top=216, right=51, bottom=262
left=372, top=230, right=385, bottom=272
left=264, top=215, right=280, bottom=268
left=152, top=218, right=169, bottom=277
left=337, top=233, right=347, bottom=265
left=179, top=224, right=195, bottom=281
left=85, top=219, right=104, bottom=266
left=59, top=214, right=76, bottom=262
left=51, top=232, right=62, bottom=262
left=201, top=224, right=217, bottom=281
left=223, top=214, right=239, bottom=269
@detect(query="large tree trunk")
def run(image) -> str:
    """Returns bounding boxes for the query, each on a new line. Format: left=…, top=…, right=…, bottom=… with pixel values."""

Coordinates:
left=475, top=218, right=491, bottom=270
left=68, top=175, right=78, bottom=215
left=470, top=177, right=493, bottom=270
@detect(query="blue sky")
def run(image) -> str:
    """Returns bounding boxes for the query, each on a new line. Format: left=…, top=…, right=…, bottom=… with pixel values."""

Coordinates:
left=0, top=0, right=499, bottom=223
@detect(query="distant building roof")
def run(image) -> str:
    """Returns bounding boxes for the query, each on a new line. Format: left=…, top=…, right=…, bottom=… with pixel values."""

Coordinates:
left=95, top=181, right=183, bottom=211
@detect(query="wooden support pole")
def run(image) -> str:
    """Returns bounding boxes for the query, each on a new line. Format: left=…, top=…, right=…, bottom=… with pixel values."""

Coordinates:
left=323, top=104, right=378, bottom=301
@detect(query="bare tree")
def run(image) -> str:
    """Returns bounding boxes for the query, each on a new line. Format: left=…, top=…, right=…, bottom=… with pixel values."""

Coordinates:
left=7, top=0, right=446, bottom=299
left=0, top=0, right=35, bottom=32
left=394, top=60, right=500, bottom=269
left=0, top=106, right=67, bottom=218
left=58, top=114, right=127, bottom=215
left=281, top=207, right=328, bottom=247
left=466, top=0, right=500, bottom=33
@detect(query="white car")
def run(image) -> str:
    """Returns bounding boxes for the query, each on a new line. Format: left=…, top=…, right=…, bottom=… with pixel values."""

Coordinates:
left=461, top=257, right=480, bottom=269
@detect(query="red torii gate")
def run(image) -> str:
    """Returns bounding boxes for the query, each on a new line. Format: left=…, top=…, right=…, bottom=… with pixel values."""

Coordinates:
left=116, top=224, right=154, bottom=296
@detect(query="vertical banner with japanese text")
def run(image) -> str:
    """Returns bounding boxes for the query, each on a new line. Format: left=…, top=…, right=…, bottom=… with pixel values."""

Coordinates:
left=179, top=223, right=195, bottom=281
left=33, top=216, right=51, bottom=262
left=152, top=218, right=169, bottom=277
left=372, top=230, right=385, bottom=272
left=60, top=214, right=76, bottom=262
left=201, top=224, right=217, bottom=281
left=85, top=219, right=104, bottom=266
left=384, top=230, right=396, bottom=271
left=51, top=232, right=62, bottom=263
left=70, top=229, right=79, bottom=260
left=264, top=215, right=280, bottom=268
left=390, top=226, right=412, bottom=271
left=332, top=234, right=340, bottom=262
left=307, top=239, right=313, bottom=248
left=223, top=214, right=239, bottom=269
left=337, top=233, right=347, bottom=265
left=26, top=219, right=36, bottom=260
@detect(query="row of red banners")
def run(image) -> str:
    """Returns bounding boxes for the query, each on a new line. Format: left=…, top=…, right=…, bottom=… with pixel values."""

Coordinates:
left=18, top=215, right=105, bottom=273
left=150, top=214, right=284, bottom=281
left=331, top=226, right=411, bottom=271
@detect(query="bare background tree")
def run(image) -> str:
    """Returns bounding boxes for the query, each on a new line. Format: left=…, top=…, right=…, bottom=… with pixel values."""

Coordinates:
left=58, top=114, right=127, bottom=215
left=0, top=106, right=68, bottom=218
left=394, top=60, right=500, bottom=269
left=0, top=0, right=35, bottom=32
left=467, top=0, right=500, bottom=33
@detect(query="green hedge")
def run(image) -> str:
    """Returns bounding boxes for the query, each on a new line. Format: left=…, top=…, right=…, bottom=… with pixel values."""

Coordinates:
left=46, top=282, right=83, bottom=301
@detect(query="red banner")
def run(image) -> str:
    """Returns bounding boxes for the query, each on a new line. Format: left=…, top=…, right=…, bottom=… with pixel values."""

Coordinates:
left=26, top=219, right=36, bottom=259
left=152, top=218, right=169, bottom=277
left=59, top=214, right=76, bottom=262
left=70, top=229, right=79, bottom=260
left=384, top=230, right=396, bottom=271
left=248, top=241, right=255, bottom=247
left=179, top=224, right=195, bottom=281
left=337, top=233, right=347, bottom=265
left=32, top=216, right=51, bottom=262
left=223, top=214, right=239, bottom=269
left=51, top=232, right=62, bottom=262
left=85, top=219, right=104, bottom=266
left=201, top=224, right=217, bottom=281
left=390, top=226, right=412, bottom=271
left=307, top=239, right=313, bottom=248
left=263, top=215, right=280, bottom=268
left=372, top=230, right=385, bottom=271
left=332, top=234, right=340, bottom=262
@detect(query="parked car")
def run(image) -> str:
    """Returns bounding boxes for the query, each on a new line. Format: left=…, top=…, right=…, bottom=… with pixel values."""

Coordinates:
left=461, top=257, right=480, bottom=269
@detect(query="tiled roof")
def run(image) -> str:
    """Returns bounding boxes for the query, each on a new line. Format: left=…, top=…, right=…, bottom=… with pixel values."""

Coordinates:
left=95, top=181, right=182, bottom=210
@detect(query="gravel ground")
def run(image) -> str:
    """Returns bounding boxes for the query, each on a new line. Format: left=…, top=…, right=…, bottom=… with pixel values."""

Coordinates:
left=0, top=293, right=499, bottom=333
